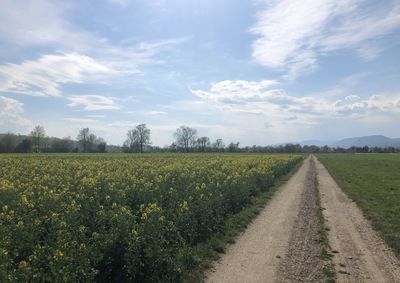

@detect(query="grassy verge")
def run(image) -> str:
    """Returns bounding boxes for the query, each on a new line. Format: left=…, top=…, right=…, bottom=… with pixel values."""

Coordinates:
left=314, top=169, right=335, bottom=282
left=180, top=157, right=305, bottom=282
left=317, top=154, right=400, bottom=257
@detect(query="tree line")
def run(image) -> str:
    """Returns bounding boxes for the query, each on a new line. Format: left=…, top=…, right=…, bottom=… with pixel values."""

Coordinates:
left=1, top=124, right=399, bottom=153
left=0, top=126, right=106, bottom=153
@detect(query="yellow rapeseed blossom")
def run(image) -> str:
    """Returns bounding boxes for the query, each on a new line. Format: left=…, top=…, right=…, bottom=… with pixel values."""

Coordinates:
left=0, top=153, right=302, bottom=281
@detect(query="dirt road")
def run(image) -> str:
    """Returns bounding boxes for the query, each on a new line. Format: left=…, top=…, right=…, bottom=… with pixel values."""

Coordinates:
left=206, top=157, right=325, bottom=282
left=206, top=156, right=400, bottom=283
left=316, top=157, right=400, bottom=282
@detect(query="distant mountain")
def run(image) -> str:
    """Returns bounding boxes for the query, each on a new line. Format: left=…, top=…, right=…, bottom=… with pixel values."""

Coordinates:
left=296, top=135, right=400, bottom=148
left=331, top=135, right=400, bottom=148
left=298, top=139, right=333, bottom=147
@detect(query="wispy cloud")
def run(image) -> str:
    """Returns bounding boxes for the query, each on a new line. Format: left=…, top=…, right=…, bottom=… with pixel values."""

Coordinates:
left=0, top=96, right=32, bottom=129
left=0, top=0, right=188, bottom=93
left=0, top=36, right=187, bottom=97
left=250, top=0, right=400, bottom=78
left=67, top=95, right=121, bottom=111
left=63, top=117, right=98, bottom=123
left=144, top=111, right=168, bottom=116
left=86, top=114, right=105, bottom=118
left=0, top=53, right=112, bottom=96
left=0, top=0, right=98, bottom=50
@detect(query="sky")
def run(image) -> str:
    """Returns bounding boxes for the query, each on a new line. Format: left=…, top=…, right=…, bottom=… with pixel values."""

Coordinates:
left=0, top=0, right=400, bottom=146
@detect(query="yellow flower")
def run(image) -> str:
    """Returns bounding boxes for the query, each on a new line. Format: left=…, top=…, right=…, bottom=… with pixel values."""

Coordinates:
left=180, top=200, right=189, bottom=212
left=18, top=260, right=28, bottom=269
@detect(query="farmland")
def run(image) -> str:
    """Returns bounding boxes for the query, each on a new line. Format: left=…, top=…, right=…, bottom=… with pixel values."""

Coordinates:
left=0, top=153, right=301, bottom=282
left=317, top=154, right=400, bottom=257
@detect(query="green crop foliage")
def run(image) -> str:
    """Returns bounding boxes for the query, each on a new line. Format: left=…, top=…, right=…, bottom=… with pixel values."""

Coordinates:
left=317, top=153, right=400, bottom=257
left=0, top=153, right=302, bottom=282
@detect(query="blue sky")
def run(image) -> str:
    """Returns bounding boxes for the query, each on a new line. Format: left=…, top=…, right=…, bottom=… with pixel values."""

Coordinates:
left=0, top=0, right=400, bottom=146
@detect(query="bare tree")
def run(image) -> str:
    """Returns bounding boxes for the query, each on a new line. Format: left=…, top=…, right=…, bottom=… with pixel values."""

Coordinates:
left=77, top=128, right=90, bottom=152
left=213, top=138, right=225, bottom=152
left=197, top=136, right=210, bottom=151
left=77, top=129, right=107, bottom=152
left=88, top=133, right=98, bottom=152
left=174, top=126, right=197, bottom=152
left=125, top=124, right=151, bottom=153
left=30, top=125, right=46, bottom=153
left=125, top=129, right=137, bottom=152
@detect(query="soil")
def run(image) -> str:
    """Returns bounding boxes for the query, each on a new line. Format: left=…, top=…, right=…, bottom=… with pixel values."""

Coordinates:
left=277, top=157, right=326, bottom=282
left=316, top=156, right=400, bottom=282
left=205, top=156, right=400, bottom=283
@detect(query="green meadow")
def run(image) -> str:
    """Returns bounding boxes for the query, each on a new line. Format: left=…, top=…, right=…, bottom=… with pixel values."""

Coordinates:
left=317, top=154, right=400, bottom=256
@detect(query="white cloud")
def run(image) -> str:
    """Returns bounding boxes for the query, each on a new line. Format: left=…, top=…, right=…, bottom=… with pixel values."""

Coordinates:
left=86, top=114, right=105, bottom=118
left=193, top=79, right=280, bottom=102
left=188, top=79, right=400, bottom=144
left=0, top=0, right=99, bottom=50
left=144, top=111, right=168, bottom=116
left=102, top=37, right=189, bottom=73
left=251, top=0, right=400, bottom=78
left=0, top=0, right=188, bottom=81
left=67, top=95, right=121, bottom=111
left=321, top=4, right=400, bottom=51
left=63, top=117, right=98, bottom=123
left=0, top=36, right=187, bottom=97
left=334, top=94, right=400, bottom=116
left=0, top=53, right=112, bottom=96
left=0, top=96, right=32, bottom=130
left=192, top=79, right=400, bottom=119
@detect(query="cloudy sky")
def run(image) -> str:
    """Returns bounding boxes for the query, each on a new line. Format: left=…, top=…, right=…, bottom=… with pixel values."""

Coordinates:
left=1, top=0, right=400, bottom=146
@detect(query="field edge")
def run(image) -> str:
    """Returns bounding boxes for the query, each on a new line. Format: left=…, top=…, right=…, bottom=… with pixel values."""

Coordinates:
left=181, top=157, right=305, bottom=282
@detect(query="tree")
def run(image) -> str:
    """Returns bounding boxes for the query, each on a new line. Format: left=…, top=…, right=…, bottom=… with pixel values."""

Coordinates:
left=125, top=130, right=138, bottom=152
left=228, top=142, right=240, bottom=152
left=0, top=132, right=18, bottom=153
left=30, top=125, right=46, bottom=153
left=197, top=136, right=210, bottom=152
left=97, top=141, right=107, bottom=153
left=174, top=126, right=197, bottom=152
left=125, top=124, right=151, bottom=153
left=16, top=138, right=32, bottom=153
left=77, top=128, right=90, bottom=152
left=94, top=137, right=107, bottom=152
left=213, top=138, right=225, bottom=152
left=87, top=133, right=98, bottom=152
left=51, top=137, right=73, bottom=152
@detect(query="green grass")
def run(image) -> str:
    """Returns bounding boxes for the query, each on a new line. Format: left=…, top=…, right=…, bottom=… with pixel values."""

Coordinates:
left=317, top=153, right=400, bottom=257
left=314, top=173, right=335, bottom=282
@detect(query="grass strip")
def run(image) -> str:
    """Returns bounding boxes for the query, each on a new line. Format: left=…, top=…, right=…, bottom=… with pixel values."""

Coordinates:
left=314, top=168, right=336, bottom=282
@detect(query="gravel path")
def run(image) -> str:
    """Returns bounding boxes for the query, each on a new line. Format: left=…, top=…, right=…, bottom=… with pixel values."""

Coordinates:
left=277, top=157, right=326, bottom=282
left=206, top=157, right=319, bottom=283
left=316, top=156, right=400, bottom=282
left=205, top=156, right=400, bottom=283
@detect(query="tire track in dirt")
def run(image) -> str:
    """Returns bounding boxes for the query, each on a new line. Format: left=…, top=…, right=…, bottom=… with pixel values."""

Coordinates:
left=206, top=157, right=324, bottom=283
left=206, top=156, right=400, bottom=282
left=316, top=156, right=400, bottom=282
left=277, top=156, right=327, bottom=282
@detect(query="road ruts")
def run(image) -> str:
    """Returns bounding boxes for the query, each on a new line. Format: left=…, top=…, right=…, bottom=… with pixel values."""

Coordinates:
left=206, top=157, right=315, bottom=283
left=316, top=156, right=400, bottom=282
